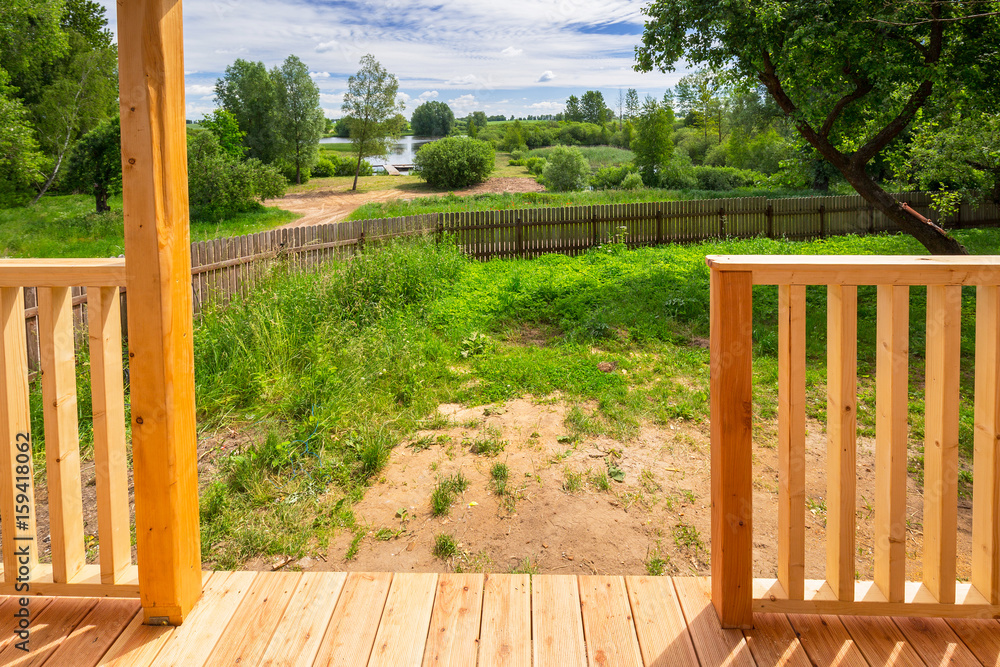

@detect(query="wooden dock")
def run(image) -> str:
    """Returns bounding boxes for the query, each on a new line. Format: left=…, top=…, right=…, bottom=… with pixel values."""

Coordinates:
left=1, top=572, right=998, bottom=666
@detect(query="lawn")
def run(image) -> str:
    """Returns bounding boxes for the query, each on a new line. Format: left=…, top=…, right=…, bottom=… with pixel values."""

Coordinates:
left=0, top=194, right=299, bottom=258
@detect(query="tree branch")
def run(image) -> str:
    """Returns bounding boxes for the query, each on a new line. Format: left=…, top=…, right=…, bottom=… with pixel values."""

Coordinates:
left=819, top=67, right=874, bottom=138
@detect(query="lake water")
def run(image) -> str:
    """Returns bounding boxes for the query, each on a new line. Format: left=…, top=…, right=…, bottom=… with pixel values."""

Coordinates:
left=319, top=135, right=439, bottom=168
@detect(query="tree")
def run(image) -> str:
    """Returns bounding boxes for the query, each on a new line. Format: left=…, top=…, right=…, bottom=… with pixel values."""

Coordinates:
left=201, top=108, right=246, bottom=159
left=411, top=101, right=455, bottom=137
left=564, top=95, right=582, bottom=122
left=542, top=145, right=590, bottom=191
left=631, top=97, right=674, bottom=185
left=674, top=71, right=726, bottom=142
left=580, top=90, right=607, bottom=125
left=341, top=54, right=404, bottom=190
left=0, top=72, right=45, bottom=206
left=66, top=115, right=120, bottom=213
left=468, top=111, right=488, bottom=131
left=636, top=0, right=1000, bottom=254
left=187, top=131, right=286, bottom=220
left=625, top=88, right=640, bottom=120
left=273, top=55, right=324, bottom=184
left=414, top=137, right=494, bottom=188
left=216, top=59, right=280, bottom=163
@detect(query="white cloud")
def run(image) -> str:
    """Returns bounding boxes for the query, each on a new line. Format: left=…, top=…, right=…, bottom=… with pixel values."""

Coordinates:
left=537, top=70, right=555, bottom=82
left=416, top=90, right=439, bottom=101
left=315, top=41, right=338, bottom=54
left=447, top=94, right=478, bottom=113
left=528, top=100, right=563, bottom=112
left=501, top=46, right=523, bottom=57
left=310, top=71, right=330, bottom=78
left=186, top=84, right=215, bottom=96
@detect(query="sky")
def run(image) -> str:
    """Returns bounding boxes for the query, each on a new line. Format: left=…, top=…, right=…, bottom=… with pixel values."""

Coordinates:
left=97, top=0, right=690, bottom=121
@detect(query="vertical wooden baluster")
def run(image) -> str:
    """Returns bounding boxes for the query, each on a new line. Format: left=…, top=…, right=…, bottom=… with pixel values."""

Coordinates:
left=88, top=286, right=132, bottom=584
left=37, top=287, right=86, bottom=583
left=924, top=284, right=961, bottom=603
left=778, top=284, right=806, bottom=600
left=875, top=285, right=909, bottom=602
left=709, top=267, right=753, bottom=629
left=973, top=284, right=1000, bottom=604
left=827, top=284, right=858, bottom=602
left=0, top=287, right=37, bottom=582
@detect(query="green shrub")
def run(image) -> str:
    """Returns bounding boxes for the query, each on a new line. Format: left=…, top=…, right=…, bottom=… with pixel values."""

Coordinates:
left=690, top=166, right=761, bottom=190
left=187, top=132, right=287, bottom=220
left=657, top=159, right=698, bottom=189
left=281, top=163, right=311, bottom=184
left=620, top=172, right=645, bottom=190
left=542, top=145, right=590, bottom=192
left=311, top=157, right=336, bottom=177
left=592, top=164, right=637, bottom=190
left=414, top=137, right=495, bottom=189
left=525, top=157, right=546, bottom=175
left=510, top=149, right=524, bottom=161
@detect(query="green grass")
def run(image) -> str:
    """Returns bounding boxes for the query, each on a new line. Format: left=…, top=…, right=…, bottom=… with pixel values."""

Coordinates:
left=0, top=194, right=299, bottom=258
left=190, top=227, right=1000, bottom=568
left=526, top=145, right=634, bottom=170
left=433, top=533, right=458, bottom=559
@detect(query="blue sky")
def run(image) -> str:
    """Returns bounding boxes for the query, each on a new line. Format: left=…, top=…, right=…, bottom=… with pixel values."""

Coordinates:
left=97, top=0, right=690, bottom=121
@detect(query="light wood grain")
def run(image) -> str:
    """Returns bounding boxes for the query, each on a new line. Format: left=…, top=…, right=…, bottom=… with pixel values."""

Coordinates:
left=778, top=283, right=806, bottom=600
left=0, top=259, right=126, bottom=287
left=892, top=616, right=982, bottom=666
left=948, top=617, right=1000, bottom=666
left=87, top=286, right=131, bottom=584
left=708, top=268, right=754, bottom=628
left=422, top=573, right=484, bottom=667
left=478, top=573, right=531, bottom=667
left=204, top=572, right=301, bottom=666
left=37, top=286, right=85, bottom=584
left=841, top=613, right=924, bottom=667
left=787, top=614, right=868, bottom=667
left=118, top=0, right=202, bottom=623
left=369, top=572, right=438, bottom=667
left=625, top=576, right=699, bottom=667
left=973, top=284, right=1000, bottom=604
left=260, top=571, right=347, bottom=667
left=314, top=571, right=393, bottom=667
left=40, top=598, right=140, bottom=667
left=875, top=284, right=909, bottom=602
left=0, top=597, right=51, bottom=653
left=827, top=284, right=858, bottom=602
left=533, top=574, right=586, bottom=667
left=0, top=596, right=97, bottom=666
left=923, top=284, right=961, bottom=603
left=0, top=286, right=37, bottom=581
left=673, top=577, right=755, bottom=667
left=741, top=613, right=811, bottom=667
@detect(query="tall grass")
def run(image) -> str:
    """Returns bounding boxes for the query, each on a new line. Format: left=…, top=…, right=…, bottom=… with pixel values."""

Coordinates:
left=527, top=145, right=634, bottom=170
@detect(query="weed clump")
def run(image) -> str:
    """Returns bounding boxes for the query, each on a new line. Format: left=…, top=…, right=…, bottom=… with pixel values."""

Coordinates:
left=431, top=472, right=469, bottom=516
left=433, top=533, right=458, bottom=559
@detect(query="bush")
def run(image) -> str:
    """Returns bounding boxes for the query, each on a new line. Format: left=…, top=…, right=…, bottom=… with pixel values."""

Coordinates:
left=592, top=163, right=637, bottom=190
left=414, top=137, right=495, bottom=189
left=510, top=149, right=524, bottom=162
left=280, top=163, right=310, bottom=184
left=542, top=145, right=590, bottom=192
left=187, top=132, right=287, bottom=220
left=311, top=157, right=336, bottom=177
left=620, top=172, right=644, bottom=190
left=657, top=159, right=698, bottom=189
left=690, top=166, right=761, bottom=190
left=525, top=157, right=546, bottom=176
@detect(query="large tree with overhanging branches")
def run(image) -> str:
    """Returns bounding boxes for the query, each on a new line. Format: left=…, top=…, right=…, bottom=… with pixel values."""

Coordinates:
left=635, top=0, right=1000, bottom=254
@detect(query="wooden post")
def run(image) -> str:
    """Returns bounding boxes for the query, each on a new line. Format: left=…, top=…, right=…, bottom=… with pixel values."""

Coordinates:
left=778, top=284, right=806, bottom=600
left=591, top=210, right=598, bottom=248
left=436, top=213, right=443, bottom=245
left=709, top=267, right=753, bottom=629
left=656, top=208, right=663, bottom=245
left=118, top=0, right=202, bottom=624
left=718, top=206, right=726, bottom=238
left=516, top=216, right=524, bottom=259
left=819, top=204, right=826, bottom=239
left=766, top=204, right=774, bottom=238
left=973, top=285, right=1000, bottom=604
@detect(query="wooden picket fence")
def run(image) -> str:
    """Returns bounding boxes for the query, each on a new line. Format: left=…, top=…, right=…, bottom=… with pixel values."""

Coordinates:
left=18, top=191, right=1000, bottom=372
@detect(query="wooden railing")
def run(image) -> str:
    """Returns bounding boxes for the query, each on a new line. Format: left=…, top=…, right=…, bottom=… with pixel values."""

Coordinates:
left=708, top=255, right=1000, bottom=628
left=0, top=259, right=138, bottom=597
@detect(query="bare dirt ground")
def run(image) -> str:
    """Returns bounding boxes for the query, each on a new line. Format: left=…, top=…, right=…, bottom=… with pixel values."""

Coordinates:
left=245, top=394, right=972, bottom=581
left=272, top=177, right=545, bottom=228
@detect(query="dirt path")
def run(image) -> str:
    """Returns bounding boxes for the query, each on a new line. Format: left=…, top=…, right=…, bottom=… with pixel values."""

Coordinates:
left=273, top=177, right=545, bottom=228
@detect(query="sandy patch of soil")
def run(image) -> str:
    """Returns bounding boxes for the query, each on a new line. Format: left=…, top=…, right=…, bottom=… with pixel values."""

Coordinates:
left=273, top=177, right=545, bottom=228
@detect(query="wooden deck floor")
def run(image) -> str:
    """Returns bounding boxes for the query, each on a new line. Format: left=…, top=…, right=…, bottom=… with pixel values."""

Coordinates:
left=1, top=573, right=999, bottom=666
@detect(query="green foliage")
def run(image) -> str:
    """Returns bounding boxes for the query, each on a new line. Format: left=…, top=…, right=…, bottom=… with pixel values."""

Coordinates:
left=65, top=115, right=120, bottom=213
left=342, top=54, right=405, bottom=190
left=414, top=137, right=494, bottom=189
left=542, top=145, right=590, bottom=192
left=431, top=473, right=468, bottom=515
left=620, top=172, right=645, bottom=190
left=201, top=109, right=246, bottom=159
left=527, top=145, right=632, bottom=171
left=0, top=71, right=45, bottom=206
left=579, top=90, right=608, bottom=125
left=186, top=131, right=287, bottom=220
left=433, top=533, right=457, bottom=559
left=690, top=166, right=761, bottom=191
left=632, top=97, right=675, bottom=185
left=216, top=59, right=280, bottom=163
left=498, top=121, right=526, bottom=152
left=311, top=157, right=335, bottom=178
left=524, top=157, right=546, bottom=176
left=410, top=100, right=455, bottom=137
left=273, top=55, right=325, bottom=185
left=591, top=164, right=638, bottom=190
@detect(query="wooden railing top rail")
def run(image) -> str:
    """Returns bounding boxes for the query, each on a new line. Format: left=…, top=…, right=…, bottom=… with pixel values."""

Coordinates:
left=0, top=258, right=126, bottom=287
left=706, top=254, right=1000, bottom=285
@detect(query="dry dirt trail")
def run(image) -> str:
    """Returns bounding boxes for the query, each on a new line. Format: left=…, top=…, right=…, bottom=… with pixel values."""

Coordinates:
left=272, top=177, right=545, bottom=228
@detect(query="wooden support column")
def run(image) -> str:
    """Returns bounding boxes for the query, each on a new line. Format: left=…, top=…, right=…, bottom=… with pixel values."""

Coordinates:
left=709, top=268, right=753, bottom=629
left=778, top=284, right=806, bottom=600
left=973, top=285, right=1000, bottom=604
left=118, top=0, right=202, bottom=624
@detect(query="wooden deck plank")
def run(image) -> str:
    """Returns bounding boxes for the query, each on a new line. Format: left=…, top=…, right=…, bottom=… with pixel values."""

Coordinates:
left=892, top=616, right=982, bottom=667
left=260, top=572, right=347, bottom=667
left=624, top=576, right=699, bottom=667
left=0, top=596, right=96, bottom=666
left=368, top=573, right=438, bottom=667
left=0, top=597, right=52, bottom=653
left=673, top=577, right=755, bottom=667
left=422, top=573, right=484, bottom=667
left=203, top=571, right=301, bottom=666
left=946, top=618, right=1000, bottom=666
left=840, top=614, right=924, bottom=667
left=144, top=570, right=255, bottom=667
left=38, top=598, right=139, bottom=667
left=787, top=614, right=869, bottom=667
left=478, top=573, right=531, bottom=667
left=741, top=613, right=811, bottom=667
left=579, top=575, right=643, bottom=667
left=533, top=574, right=586, bottom=667
left=313, top=571, right=393, bottom=667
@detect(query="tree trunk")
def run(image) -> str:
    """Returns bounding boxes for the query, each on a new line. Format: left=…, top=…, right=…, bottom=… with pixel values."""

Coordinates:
left=296, top=163, right=301, bottom=185
left=843, top=167, right=967, bottom=255
left=352, top=154, right=362, bottom=191
left=95, top=188, right=109, bottom=214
